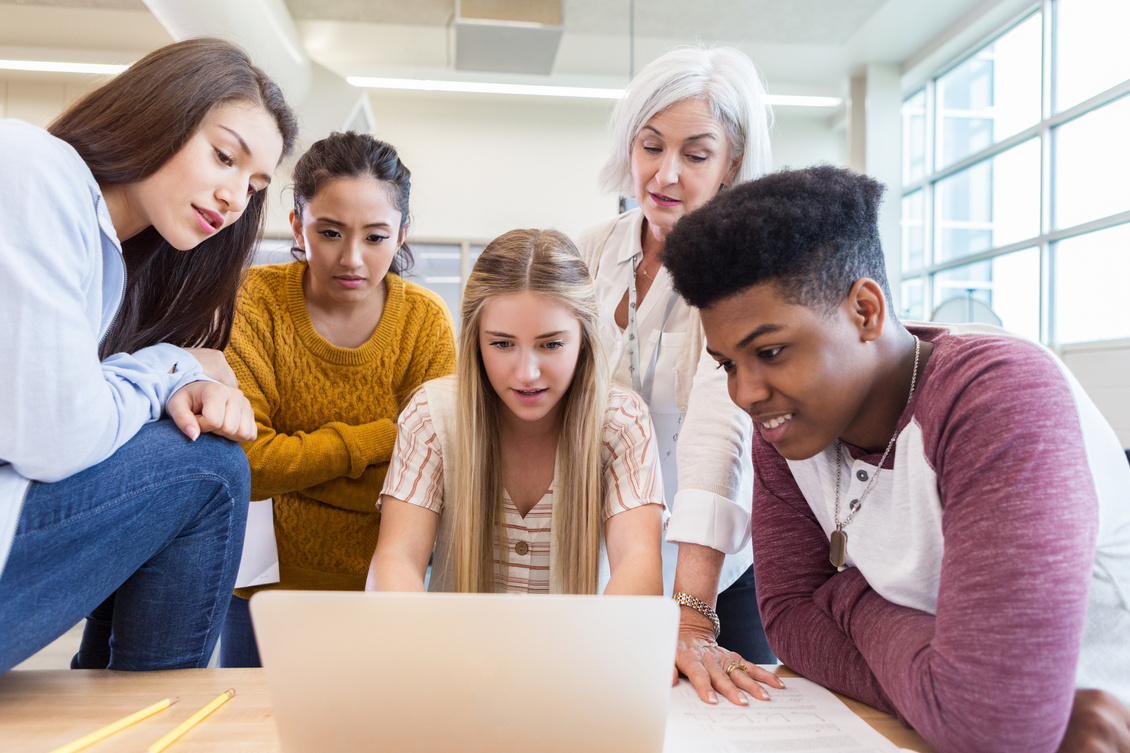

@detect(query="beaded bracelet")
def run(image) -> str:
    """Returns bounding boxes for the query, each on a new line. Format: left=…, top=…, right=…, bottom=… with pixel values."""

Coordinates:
left=672, top=592, right=720, bottom=638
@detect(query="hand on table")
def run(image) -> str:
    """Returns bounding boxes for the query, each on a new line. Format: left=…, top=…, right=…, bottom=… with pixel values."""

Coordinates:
left=674, top=618, right=784, bottom=706
left=182, top=347, right=239, bottom=388
left=167, top=381, right=256, bottom=443
left=1057, top=689, right=1130, bottom=752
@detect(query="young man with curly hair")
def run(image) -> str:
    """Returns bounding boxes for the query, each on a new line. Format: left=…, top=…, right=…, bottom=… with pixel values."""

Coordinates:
left=663, top=165, right=1130, bottom=753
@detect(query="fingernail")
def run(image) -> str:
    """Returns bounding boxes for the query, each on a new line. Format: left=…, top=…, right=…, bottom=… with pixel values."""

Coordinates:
left=736, top=693, right=748, bottom=706
left=187, top=427, right=199, bottom=441
left=707, top=691, right=718, bottom=704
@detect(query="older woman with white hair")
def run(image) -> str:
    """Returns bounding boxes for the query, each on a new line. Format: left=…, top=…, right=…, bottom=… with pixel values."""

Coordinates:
left=577, top=45, right=780, bottom=705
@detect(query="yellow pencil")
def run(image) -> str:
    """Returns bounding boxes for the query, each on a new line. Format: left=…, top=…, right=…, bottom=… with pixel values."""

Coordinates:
left=48, top=697, right=178, bottom=753
left=146, top=688, right=235, bottom=753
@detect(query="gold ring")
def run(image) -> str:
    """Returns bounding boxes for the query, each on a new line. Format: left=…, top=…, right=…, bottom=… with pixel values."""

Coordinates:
left=725, top=661, right=748, bottom=676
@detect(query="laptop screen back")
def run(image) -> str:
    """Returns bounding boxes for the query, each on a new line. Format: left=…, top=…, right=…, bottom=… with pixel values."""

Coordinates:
left=250, top=591, right=679, bottom=753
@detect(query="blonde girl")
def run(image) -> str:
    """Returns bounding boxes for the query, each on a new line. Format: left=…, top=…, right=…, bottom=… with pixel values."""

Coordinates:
left=368, top=229, right=664, bottom=595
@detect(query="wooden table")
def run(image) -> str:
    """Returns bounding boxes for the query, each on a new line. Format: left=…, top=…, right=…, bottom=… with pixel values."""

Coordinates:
left=0, top=667, right=936, bottom=752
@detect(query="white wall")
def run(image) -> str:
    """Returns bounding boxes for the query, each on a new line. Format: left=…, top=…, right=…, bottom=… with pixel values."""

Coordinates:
left=1060, top=340, right=1130, bottom=449
left=363, top=91, right=617, bottom=244
left=0, top=75, right=101, bottom=127
left=359, top=92, right=846, bottom=246
left=1, top=72, right=846, bottom=248
left=771, top=112, right=846, bottom=170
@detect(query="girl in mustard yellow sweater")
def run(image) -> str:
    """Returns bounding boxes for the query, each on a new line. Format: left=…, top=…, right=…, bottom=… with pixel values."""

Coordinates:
left=220, top=133, right=455, bottom=666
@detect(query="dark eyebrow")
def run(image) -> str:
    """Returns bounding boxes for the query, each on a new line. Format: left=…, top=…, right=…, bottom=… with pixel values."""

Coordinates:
left=315, top=218, right=393, bottom=230
left=219, top=125, right=273, bottom=186
left=705, top=324, right=784, bottom=359
left=484, top=330, right=566, bottom=339
left=641, top=125, right=718, bottom=143
left=220, top=125, right=252, bottom=156
left=736, top=324, right=784, bottom=350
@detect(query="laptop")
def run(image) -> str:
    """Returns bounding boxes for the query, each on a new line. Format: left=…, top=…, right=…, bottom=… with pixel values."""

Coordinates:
left=250, top=591, right=680, bottom=753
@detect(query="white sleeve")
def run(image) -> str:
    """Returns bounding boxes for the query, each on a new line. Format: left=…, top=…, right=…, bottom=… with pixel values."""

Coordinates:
left=667, top=342, right=754, bottom=553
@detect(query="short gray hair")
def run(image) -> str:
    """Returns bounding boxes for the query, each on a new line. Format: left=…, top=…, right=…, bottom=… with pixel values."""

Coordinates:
left=599, top=45, right=773, bottom=197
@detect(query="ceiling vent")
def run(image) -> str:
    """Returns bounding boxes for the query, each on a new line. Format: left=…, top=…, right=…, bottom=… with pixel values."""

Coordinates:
left=455, top=0, right=563, bottom=75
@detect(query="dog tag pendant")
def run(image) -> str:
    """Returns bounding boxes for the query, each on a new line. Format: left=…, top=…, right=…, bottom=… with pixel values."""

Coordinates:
left=829, top=528, right=848, bottom=571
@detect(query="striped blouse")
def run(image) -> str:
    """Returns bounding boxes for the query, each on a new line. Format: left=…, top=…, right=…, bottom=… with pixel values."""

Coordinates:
left=380, top=376, right=665, bottom=593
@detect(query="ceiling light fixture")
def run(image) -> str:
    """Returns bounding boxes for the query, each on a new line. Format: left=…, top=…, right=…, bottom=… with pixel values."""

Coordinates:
left=347, top=76, right=623, bottom=100
left=347, top=76, right=840, bottom=107
left=767, top=94, right=843, bottom=107
left=0, top=59, right=129, bottom=75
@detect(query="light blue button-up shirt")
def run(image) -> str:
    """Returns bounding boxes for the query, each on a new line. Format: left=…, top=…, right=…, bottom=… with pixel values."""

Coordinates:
left=0, top=120, right=207, bottom=576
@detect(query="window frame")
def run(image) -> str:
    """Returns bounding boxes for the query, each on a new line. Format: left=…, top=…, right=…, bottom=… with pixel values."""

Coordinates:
left=899, top=0, right=1130, bottom=346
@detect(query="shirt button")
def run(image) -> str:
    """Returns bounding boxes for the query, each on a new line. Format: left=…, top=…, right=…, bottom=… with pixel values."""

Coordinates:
left=856, top=470, right=869, bottom=482
left=515, top=541, right=529, bottom=556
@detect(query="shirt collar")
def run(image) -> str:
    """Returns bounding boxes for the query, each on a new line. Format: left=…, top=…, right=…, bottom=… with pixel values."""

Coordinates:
left=615, top=208, right=648, bottom=265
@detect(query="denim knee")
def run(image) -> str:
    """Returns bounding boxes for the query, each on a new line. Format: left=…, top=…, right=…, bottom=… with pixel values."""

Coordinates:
left=185, top=431, right=251, bottom=505
left=142, top=419, right=250, bottom=507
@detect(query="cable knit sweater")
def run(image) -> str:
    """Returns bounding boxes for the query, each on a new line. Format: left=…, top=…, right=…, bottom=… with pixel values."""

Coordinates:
left=227, top=262, right=455, bottom=596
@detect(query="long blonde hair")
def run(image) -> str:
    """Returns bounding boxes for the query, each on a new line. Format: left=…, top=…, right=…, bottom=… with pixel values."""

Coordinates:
left=451, top=229, right=609, bottom=594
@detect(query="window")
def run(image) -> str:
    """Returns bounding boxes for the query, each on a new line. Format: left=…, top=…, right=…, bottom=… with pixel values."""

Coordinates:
left=933, top=138, right=1040, bottom=262
left=1053, top=94, right=1130, bottom=229
left=1054, top=224, right=1130, bottom=343
left=900, top=0, right=1130, bottom=345
left=252, top=237, right=486, bottom=334
left=407, top=241, right=486, bottom=332
left=934, top=12, right=1042, bottom=171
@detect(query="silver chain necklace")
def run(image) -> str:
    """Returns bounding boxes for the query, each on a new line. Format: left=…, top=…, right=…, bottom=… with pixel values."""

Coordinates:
left=829, top=334, right=921, bottom=571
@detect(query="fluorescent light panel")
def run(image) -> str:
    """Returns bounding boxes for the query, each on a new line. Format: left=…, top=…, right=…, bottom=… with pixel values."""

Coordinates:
left=348, top=76, right=839, bottom=106
left=0, top=59, right=128, bottom=75
left=0, top=62, right=839, bottom=107
left=348, top=76, right=622, bottom=99
left=767, top=94, right=842, bottom=107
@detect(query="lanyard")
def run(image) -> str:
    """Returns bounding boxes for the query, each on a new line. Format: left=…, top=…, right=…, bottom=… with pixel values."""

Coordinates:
left=627, top=253, right=680, bottom=402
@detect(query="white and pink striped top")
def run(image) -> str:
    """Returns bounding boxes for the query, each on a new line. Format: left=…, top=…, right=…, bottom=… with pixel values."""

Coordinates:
left=381, top=376, right=665, bottom=593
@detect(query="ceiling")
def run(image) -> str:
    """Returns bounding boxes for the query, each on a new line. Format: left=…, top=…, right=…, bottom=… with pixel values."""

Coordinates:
left=0, top=0, right=1015, bottom=99
left=286, top=0, right=891, bottom=46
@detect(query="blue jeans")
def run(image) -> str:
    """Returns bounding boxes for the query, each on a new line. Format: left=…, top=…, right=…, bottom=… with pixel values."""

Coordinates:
left=219, top=594, right=261, bottom=668
left=0, top=419, right=249, bottom=673
left=715, top=562, right=776, bottom=664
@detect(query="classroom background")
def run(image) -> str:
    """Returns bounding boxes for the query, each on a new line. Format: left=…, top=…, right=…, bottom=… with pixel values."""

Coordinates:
left=3, top=0, right=1128, bottom=664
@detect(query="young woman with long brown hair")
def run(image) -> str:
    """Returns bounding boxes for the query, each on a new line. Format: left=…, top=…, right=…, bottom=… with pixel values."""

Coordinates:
left=367, top=229, right=664, bottom=596
left=0, top=37, right=298, bottom=673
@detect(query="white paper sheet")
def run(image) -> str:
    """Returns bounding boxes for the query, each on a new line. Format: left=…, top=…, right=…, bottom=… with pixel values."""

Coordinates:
left=664, top=676, right=903, bottom=752
left=235, top=498, right=280, bottom=588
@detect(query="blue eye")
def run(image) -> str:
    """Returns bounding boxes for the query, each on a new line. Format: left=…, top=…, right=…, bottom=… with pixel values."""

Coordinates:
left=490, top=340, right=513, bottom=349
left=543, top=340, right=566, bottom=350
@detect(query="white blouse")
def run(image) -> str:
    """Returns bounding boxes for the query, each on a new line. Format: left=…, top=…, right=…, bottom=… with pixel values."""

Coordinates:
left=577, top=209, right=754, bottom=593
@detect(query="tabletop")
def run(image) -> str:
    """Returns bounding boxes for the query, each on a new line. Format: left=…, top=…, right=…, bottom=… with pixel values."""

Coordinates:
left=0, top=667, right=936, bottom=752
